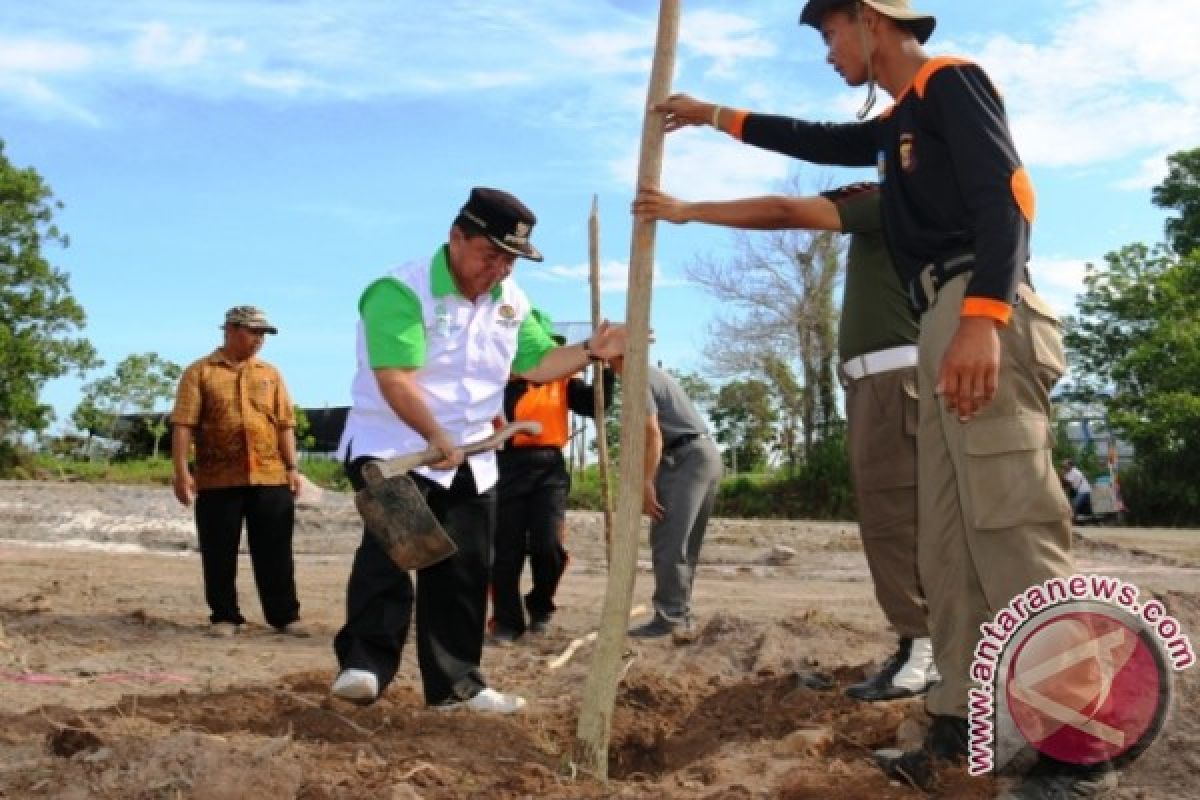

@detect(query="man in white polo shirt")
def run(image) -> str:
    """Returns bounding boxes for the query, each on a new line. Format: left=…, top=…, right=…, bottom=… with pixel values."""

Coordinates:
left=331, top=187, right=627, bottom=713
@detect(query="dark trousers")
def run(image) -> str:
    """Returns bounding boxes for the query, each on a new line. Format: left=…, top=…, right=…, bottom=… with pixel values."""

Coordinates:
left=334, top=459, right=496, bottom=705
left=194, top=484, right=299, bottom=628
left=492, top=448, right=570, bottom=635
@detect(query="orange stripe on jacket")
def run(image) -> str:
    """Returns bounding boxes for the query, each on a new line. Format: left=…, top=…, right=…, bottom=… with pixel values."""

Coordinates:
left=727, top=109, right=750, bottom=140
left=1011, top=167, right=1036, bottom=223
left=961, top=297, right=1012, bottom=325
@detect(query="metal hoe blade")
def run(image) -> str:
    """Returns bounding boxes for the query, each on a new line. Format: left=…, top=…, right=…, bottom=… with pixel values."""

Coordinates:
left=355, top=466, right=457, bottom=571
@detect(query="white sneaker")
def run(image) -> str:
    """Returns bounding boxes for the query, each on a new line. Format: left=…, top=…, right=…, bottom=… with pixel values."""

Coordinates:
left=891, top=636, right=939, bottom=693
left=331, top=668, right=378, bottom=705
left=438, top=687, right=526, bottom=714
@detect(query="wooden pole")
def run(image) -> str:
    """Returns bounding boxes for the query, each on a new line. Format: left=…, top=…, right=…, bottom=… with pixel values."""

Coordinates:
left=589, top=195, right=614, bottom=563
left=573, top=0, right=679, bottom=781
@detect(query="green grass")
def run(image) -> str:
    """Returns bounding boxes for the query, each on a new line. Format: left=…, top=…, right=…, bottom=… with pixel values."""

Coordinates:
left=7, top=453, right=855, bottom=521
left=8, top=453, right=350, bottom=490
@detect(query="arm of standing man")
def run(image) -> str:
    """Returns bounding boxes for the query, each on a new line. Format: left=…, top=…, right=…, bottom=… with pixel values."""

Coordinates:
left=169, top=365, right=201, bottom=506
left=279, top=426, right=301, bottom=494
left=643, top=413, right=665, bottom=521
left=372, top=368, right=462, bottom=467
left=170, top=424, right=196, bottom=506
left=633, top=187, right=843, bottom=232
left=273, top=373, right=301, bottom=494
left=517, top=320, right=627, bottom=384
left=653, top=93, right=877, bottom=168
left=923, top=65, right=1033, bottom=421
left=360, top=278, right=463, bottom=467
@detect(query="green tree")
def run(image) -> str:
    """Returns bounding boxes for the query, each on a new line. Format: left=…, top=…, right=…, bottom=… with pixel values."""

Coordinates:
left=0, top=140, right=99, bottom=446
left=762, top=355, right=806, bottom=475
left=294, top=406, right=316, bottom=451
left=666, top=368, right=715, bottom=412
left=710, top=378, right=777, bottom=474
left=1062, top=150, right=1200, bottom=524
left=72, top=353, right=182, bottom=458
left=684, top=175, right=842, bottom=460
left=1152, top=147, right=1200, bottom=256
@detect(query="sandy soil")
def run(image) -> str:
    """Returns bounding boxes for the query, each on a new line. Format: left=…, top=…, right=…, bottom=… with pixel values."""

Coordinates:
left=0, top=480, right=1197, bottom=799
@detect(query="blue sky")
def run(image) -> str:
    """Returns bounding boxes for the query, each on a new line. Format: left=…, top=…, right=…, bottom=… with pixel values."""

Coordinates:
left=3, top=0, right=1198, bottom=426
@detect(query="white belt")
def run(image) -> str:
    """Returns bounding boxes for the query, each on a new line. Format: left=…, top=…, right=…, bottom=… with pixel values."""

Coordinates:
left=841, top=345, right=918, bottom=382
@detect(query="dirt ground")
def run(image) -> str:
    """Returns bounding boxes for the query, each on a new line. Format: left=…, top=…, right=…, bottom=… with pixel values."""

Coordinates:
left=1, top=480, right=1197, bottom=799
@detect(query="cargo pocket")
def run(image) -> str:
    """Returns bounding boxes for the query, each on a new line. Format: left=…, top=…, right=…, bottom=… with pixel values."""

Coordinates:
left=856, top=375, right=918, bottom=492
left=1018, top=285, right=1066, bottom=391
left=964, top=413, right=1070, bottom=531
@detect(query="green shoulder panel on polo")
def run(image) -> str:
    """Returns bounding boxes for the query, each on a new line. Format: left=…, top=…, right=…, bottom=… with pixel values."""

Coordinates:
left=834, top=189, right=920, bottom=360
left=360, top=277, right=426, bottom=369
left=511, top=312, right=557, bottom=374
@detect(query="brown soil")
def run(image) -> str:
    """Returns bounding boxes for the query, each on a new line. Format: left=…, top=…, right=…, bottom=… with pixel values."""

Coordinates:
left=1, top=480, right=1197, bottom=799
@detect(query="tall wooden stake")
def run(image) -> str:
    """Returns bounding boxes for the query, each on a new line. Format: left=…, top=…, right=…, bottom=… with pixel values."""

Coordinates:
left=573, top=0, right=680, bottom=781
left=588, top=194, right=614, bottom=564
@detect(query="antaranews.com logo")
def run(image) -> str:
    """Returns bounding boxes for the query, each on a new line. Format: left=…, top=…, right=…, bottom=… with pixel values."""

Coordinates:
left=967, top=574, right=1195, bottom=776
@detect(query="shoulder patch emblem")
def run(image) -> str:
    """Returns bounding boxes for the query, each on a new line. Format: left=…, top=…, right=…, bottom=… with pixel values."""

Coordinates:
left=899, top=133, right=916, bottom=173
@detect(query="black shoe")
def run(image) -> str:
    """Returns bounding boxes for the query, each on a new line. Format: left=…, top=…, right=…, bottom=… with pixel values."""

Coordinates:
left=528, top=615, right=550, bottom=634
left=875, top=715, right=968, bottom=791
left=628, top=614, right=675, bottom=638
left=1000, top=757, right=1118, bottom=799
left=846, top=637, right=939, bottom=702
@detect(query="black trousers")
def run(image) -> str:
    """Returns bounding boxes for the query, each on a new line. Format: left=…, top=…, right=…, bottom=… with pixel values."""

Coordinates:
left=334, top=459, right=496, bottom=705
left=194, top=484, right=299, bottom=628
left=492, top=448, right=570, bottom=635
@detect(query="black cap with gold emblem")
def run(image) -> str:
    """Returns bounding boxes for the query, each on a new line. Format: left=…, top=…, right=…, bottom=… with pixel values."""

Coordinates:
left=456, top=187, right=544, bottom=262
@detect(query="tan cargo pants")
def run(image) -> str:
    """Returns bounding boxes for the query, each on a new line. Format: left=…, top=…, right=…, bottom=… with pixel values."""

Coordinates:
left=916, top=275, right=1075, bottom=718
left=845, top=366, right=928, bottom=638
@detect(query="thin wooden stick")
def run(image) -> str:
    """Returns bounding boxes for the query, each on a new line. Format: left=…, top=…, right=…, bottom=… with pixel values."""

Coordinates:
left=589, top=194, right=614, bottom=565
left=573, top=0, right=680, bottom=782
left=548, top=604, right=646, bottom=671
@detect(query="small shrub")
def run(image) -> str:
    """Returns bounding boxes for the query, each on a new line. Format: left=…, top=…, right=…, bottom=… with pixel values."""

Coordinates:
left=300, top=458, right=349, bottom=491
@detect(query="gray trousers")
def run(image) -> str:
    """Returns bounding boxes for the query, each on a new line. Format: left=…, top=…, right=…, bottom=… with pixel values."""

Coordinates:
left=650, top=437, right=724, bottom=623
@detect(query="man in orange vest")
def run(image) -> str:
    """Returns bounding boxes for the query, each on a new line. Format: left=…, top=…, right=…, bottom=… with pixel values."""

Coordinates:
left=490, top=310, right=614, bottom=642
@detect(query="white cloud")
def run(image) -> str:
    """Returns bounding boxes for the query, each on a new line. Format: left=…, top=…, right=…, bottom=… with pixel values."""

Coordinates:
left=974, top=0, right=1200, bottom=183
left=0, top=74, right=101, bottom=126
left=131, top=23, right=211, bottom=69
left=1029, top=256, right=1093, bottom=318
left=528, top=258, right=688, bottom=293
left=611, top=127, right=791, bottom=200
left=0, top=37, right=93, bottom=72
left=1115, top=152, right=1172, bottom=191
left=241, top=70, right=322, bottom=95
left=680, top=10, right=775, bottom=78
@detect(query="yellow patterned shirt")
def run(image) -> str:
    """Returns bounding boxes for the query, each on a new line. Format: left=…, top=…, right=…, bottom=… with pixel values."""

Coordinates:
left=171, top=349, right=296, bottom=489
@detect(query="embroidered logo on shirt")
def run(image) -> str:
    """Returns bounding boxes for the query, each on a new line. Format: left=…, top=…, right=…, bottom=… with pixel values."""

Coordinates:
left=899, top=133, right=917, bottom=173
left=433, top=302, right=452, bottom=337
left=498, top=304, right=517, bottom=320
